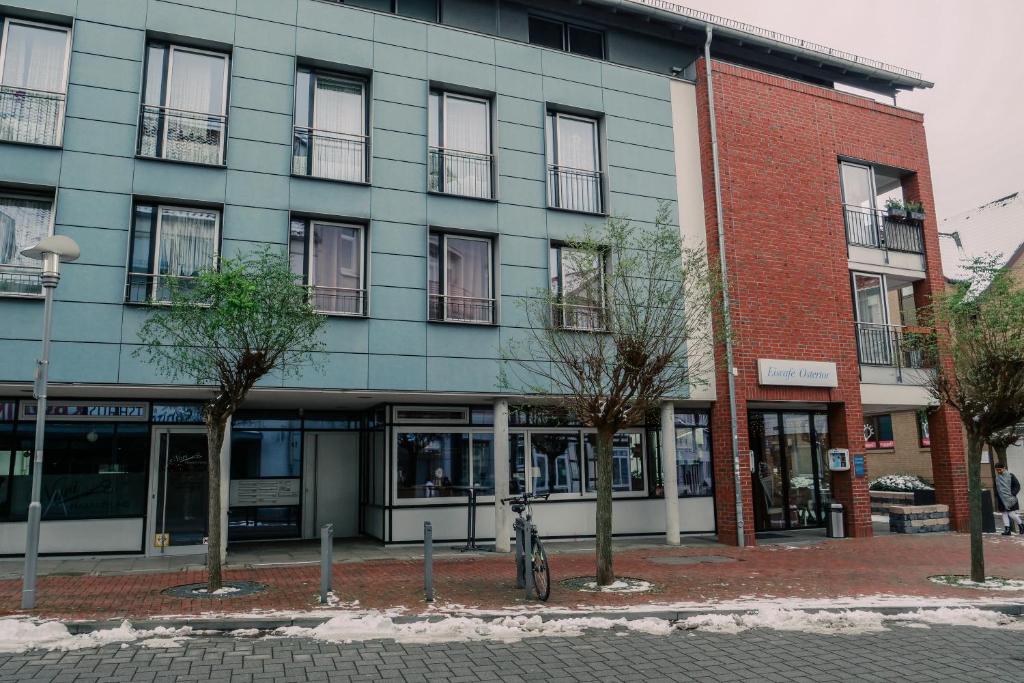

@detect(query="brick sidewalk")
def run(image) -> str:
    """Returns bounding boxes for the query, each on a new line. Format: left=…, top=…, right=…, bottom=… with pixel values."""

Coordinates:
left=3, top=533, right=1023, bottom=620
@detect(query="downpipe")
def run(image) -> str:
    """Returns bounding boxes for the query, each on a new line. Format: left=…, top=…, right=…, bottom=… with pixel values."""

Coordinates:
left=704, top=26, right=746, bottom=548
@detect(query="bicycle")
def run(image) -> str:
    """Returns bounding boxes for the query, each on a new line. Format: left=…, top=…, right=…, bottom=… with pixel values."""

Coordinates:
left=502, top=492, right=551, bottom=601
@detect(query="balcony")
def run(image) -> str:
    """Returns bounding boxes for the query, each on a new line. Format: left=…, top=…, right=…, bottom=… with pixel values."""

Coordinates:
left=311, top=285, right=366, bottom=316
left=428, top=147, right=494, bottom=199
left=547, top=165, right=603, bottom=214
left=855, top=320, right=936, bottom=384
left=844, top=205, right=925, bottom=254
left=0, top=86, right=65, bottom=146
left=429, top=294, right=495, bottom=324
left=552, top=301, right=605, bottom=331
left=292, top=127, right=368, bottom=183
left=137, top=104, right=226, bottom=165
left=0, top=266, right=42, bottom=296
left=125, top=273, right=198, bottom=304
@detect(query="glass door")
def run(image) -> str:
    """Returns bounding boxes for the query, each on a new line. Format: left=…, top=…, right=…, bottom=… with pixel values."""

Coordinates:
left=853, top=272, right=892, bottom=365
left=750, top=411, right=830, bottom=531
left=783, top=413, right=821, bottom=528
left=749, top=412, right=784, bottom=531
left=148, top=428, right=208, bottom=555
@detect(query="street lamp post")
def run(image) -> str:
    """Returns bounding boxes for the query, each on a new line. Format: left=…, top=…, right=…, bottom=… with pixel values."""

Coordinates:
left=19, top=235, right=80, bottom=610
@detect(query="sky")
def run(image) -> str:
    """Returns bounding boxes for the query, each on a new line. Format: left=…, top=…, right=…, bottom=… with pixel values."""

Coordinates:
left=674, top=0, right=1024, bottom=221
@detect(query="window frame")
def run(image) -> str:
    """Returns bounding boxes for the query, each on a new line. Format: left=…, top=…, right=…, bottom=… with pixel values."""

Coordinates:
left=428, top=231, right=495, bottom=325
left=428, top=90, right=494, bottom=199
left=293, top=67, right=369, bottom=183
left=0, top=17, right=72, bottom=147
left=549, top=242, right=607, bottom=331
left=126, top=203, right=222, bottom=304
left=917, top=409, right=930, bottom=448
left=546, top=111, right=603, bottom=214
left=521, top=428, right=647, bottom=501
left=393, top=426, right=496, bottom=505
left=527, top=15, right=605, bottom=60
left=864, top=414, right=894, bottom=450
left=290, top=217, right=368, bottom=317
left=0, top=190, right=56, bottom=298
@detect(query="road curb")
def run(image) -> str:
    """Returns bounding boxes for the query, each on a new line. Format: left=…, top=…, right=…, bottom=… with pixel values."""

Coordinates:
left=60, top=602, right=1024, bottom=635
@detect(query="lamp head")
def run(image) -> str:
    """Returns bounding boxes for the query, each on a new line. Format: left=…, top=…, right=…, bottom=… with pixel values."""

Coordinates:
left=21, top=235, right=81, bottom=263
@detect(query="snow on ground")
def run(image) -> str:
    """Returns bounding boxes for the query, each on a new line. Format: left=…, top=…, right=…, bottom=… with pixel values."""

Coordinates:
left=579, top=579, right=654, bottom=593
left=0, top=620, right=194, bottom=653
left=193, top=587, right=241, bottom=596
left=930, top=575, right=1024, bottom=591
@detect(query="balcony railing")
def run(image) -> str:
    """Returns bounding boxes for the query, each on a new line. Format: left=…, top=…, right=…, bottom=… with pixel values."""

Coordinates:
left=292, top=127, right=368, bottom=183
left=0, top=86, right=65, bottom=146
left=552, top=301, right=606, bottom=331
left=429, top=293, right=495, bottom=324
left=843, top=205, right=924, bottom=255
left=125, top=272, right=199, bottom=304
left=137, top=104, right=227, bottom=165
left=547, top=165, right=603, bottom=214
left=428, top=147, right=494, bottom=199
left=311, top=285, right=366, bottom=316
left=855, top=322, right=933, bottom=370
left=0, top=266, right=42, bottom=296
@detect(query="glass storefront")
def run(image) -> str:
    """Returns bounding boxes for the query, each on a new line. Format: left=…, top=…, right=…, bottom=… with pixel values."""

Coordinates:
left=749, top=410, right=831, bottom=531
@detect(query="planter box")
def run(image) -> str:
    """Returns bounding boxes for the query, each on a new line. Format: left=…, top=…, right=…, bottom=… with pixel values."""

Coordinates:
left=869, top=490, right=914, bottom=515
left=908, top=211, right=926, bottom=221
left=887, top=208, right=908, bottom=220
left=889, top=504, right=950, bottom=534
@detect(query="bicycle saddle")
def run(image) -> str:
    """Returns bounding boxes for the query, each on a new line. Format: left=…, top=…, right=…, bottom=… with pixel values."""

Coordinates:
left=511, top=503, right=526, bottom=513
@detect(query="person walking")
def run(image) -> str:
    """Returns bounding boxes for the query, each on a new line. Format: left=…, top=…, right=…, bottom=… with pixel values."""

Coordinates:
left=993, top=462, right=1023, bottom=535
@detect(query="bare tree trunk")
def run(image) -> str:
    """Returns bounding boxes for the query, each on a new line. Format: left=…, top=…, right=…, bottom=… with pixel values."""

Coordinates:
left=206, top=417, right=226, bottom=592
left=992, top=444, right=1008, bottom=470
left=595, top=427, right=615, bottom=586
left=965, top=431, right=985, bottom=583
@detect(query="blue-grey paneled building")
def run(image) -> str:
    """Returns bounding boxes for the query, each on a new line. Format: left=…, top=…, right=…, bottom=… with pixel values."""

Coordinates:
left=0, top=0, right=926, bottom=556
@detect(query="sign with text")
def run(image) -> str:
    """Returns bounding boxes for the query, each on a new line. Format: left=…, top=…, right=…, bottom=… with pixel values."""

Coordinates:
left=20, top=401, right=149, bottom=421
left=757, top=359, right=838, bottom=388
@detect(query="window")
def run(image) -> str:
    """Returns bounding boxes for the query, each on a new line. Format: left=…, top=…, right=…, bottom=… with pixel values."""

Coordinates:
left=528, top=16, right=604, bottom=59
left=428, top=233, right=494, bottom=324
left=126, top=204, right=220, bottom=303
left=546, top=112, right=602, bottom=213
left=289, top=218, right=366, bottom=315
left=675, top=411, right=713, bottom=498
left=584, top=432, right=644, bottom=493
left=428, top=91, right=493, bottom=199
left=0, top=193, right=53, bottom=296
left=550, top=244, right=605, bottom=330
left=293, top=68, right=367, bottom=183
left=229, top=420, right=302, bottom=541
left=917, top=409, right=930, bottom=448
left=138, top=43, right=229, bottom=165
left=864, top=414, right=894, bottom=450
left=396, top=431, right=493, bottom=499
left=0, top=18, right=70, bottom=146
left=394, top=406, right=470, bottom=425
left=531, top=432, right=581, bottom=495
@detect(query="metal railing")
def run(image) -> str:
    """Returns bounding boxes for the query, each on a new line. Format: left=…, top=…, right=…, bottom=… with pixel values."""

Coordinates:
left=137, top=104, right=226, bottom=165
left=311, top=285, right=366, bottom=316
left=292, top=127, right=368, bottom=183
left=125, top=272, right=198, bottom=304
left=552, top=301, right=606, bottom=331
left=428, top=147, right=494, bottom=199
left=547, top=165, right=603, bottom=214
left=855, top=322, right=932, bottom=370
left=843, top=205, right=924, bottom=254
left=0, top=86, right=65, bottom=146
left=0, top=267, right=43, bottom=296
left=429, top=293, right=495, bottom=324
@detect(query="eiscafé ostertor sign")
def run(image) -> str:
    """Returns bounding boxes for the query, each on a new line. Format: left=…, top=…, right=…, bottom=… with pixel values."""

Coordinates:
left=757, top=359, right=838, bottom=388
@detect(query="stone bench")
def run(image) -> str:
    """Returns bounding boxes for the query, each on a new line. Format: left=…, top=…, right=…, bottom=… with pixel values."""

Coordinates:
left=889, top=504, right=950, bottom=534
left=870, top=491, right=915, bottom=515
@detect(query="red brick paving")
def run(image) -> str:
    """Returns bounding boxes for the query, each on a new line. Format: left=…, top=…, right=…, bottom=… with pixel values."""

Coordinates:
left=2, top=534, right=1023, bottom=620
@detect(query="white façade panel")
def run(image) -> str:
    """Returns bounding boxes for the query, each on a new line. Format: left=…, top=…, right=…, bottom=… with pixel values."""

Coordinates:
left=0, top=518, right=143, bottom=555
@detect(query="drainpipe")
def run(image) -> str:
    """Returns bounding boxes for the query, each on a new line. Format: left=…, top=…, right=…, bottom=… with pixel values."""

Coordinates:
left=704, top=26, right=745, bottom=548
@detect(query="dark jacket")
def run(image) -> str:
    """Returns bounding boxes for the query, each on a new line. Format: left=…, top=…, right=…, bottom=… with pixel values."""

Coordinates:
left=995, top=472, right=1021, bottom=512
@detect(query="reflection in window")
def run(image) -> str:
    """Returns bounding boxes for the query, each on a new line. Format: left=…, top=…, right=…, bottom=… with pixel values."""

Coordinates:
left=125, top=204, right=220, bottom=303
left=550, top=244, right=605, bottom=330
left=675, top=412, right=712, bottom=498
left=546, top=112, right=602, bottom=213
left=864, top=414, right=894, bottom=449
left=230, top=430, right=301, bottom=478
left=290, top=218, right=366, bottom=315
left=0, top=19, right=70, bottom=146
left=509, top=433, right=526, bottom=494
left=584, top=433, right=644, bottom=492
left=429, top=233, right=494, bottom=324
left=0, top=194, right=53, bottom=296
left=397, top=432, right=500, bottom=499
left=531, top=432, right=581, bottom=495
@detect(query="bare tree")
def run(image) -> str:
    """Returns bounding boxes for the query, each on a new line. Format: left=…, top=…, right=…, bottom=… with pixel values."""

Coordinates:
left=501, top=202, right=716, bottom=585
left=916, top=256, right=1024, bottom=582
left=135, top=250, right=326, bottom=589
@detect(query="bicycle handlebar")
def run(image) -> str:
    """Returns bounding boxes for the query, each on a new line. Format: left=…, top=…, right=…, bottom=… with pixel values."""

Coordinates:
left=500, top=492, right=550, bottom=504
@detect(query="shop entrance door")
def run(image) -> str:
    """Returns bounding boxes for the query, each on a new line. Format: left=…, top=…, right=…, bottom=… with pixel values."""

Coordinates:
left=749, top=411, right=830, bottom=532
left=147, top=428, right=209, bottom=555
left=302, top=432, right=360, bottom=539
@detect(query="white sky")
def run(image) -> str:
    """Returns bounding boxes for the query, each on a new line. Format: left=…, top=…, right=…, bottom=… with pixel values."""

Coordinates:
left=677, top=0, right=1024, bottom=220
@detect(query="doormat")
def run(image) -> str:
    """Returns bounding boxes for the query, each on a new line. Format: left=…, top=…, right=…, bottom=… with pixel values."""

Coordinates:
left=647, top=555, right=738, bottom=566
left=163, top=580, right=266, bottom=599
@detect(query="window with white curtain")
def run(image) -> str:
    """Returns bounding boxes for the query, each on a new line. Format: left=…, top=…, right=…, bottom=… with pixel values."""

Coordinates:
left=428, top=91, right=492, bottom=198
left=549, top=243, right=605, bottom=330
left=293, top=68, right=367, bottom=183
left=546, top=112, right=602, bottom=213
left=0, top=18, right=70, bottom=146
left=289, top=218, right=366, bottom=315
left=126, top=204, right=220, bottom=303
left=138, top=43, right=229, bottom=165
left=428, top=233, right=494, bottom=324
left=0, top=193, right=53, bottom=296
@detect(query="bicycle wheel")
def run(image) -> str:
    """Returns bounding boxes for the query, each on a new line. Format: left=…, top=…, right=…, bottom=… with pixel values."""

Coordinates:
left=531, top=537, right=551, bottom=601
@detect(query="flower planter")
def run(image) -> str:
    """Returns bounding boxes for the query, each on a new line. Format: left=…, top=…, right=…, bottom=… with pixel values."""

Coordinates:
left=886, top=208, right=908, bottom=220
left=908, top=210, right=925, bottom=221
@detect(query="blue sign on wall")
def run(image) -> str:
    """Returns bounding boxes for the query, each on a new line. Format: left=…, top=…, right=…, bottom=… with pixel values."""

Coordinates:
left=854, top=454, right=866, bottom=478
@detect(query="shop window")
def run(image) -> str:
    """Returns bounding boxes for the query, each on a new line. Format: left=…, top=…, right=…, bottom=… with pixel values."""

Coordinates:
left=0, top=17, right=71, bottom=146
left=293, top=68, right=367, bottom=182
left=528, top=16, right=605, bottom=59
left=550, top=243, right=606, bottom=330
left=396, top=431, right=492, bottom=498
left=138, top=43, right=229, bottom=165
left=0, top=192, right=53, bottom=296
left=583, top=432, right=644, bottom=493
left=509, top=432, right=527, bottom=494
left=531, top=432, right=581, bottom=495
left=428, top=233, right=495, bottom=324
left=125, top=203, right=221, bottom=304
left=864, top=414, right=894, bottom=450
left=675, top=411, right=713, bottom=498
left=290, top=218, right=366, bottom=315
left=1, top=423, right=148, bottom=522
left=917, top=409, right=930, bottom=447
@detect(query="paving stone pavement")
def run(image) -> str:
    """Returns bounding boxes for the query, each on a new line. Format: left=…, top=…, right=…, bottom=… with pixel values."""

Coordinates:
left=2, top=623, right=1023, bottom=682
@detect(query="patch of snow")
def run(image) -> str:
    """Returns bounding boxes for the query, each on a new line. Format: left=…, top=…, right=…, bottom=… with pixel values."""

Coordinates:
left=892, top=607, right=1024, bottom=629
left=228, top=628, right=261, bottom=637
left=930, top=575, right=1024, bottom=591
left=682, top=608, right=1024, bottom=635
left=0, top=620, right=193, bottom=654
left=579, top=579, right=654, bottom=593
left=194, top=586, right=241, bottom=595
left=871, top=514, right=889, bottom=523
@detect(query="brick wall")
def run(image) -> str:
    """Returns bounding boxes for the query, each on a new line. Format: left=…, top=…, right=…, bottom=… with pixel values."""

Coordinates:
left=695, top=60, right=969, bottom=544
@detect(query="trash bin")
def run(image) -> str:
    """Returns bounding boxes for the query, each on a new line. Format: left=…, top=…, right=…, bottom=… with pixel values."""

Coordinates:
left=827, top=503, right=845, bottom=538
left=981, top=489, right=996, bottom=533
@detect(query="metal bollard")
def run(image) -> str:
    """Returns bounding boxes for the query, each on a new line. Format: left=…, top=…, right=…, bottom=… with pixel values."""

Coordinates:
left=514, top=522, right=525, bottom=588
left=424, top=521, right=434, bottom=602
left=320, top=523, right=333, bottom=605
left=523, top=523, right=534, bottom=597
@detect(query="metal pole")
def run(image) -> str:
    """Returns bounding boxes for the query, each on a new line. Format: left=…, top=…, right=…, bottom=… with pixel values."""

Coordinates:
left=22, top=265, right=59, bottom=610
left=320, top=523, right=333, bottom=605
left=523, top=517, right=534, bottom=597
left=424, top=521, right=434, bottom=602
left=514, top=521, right=525, bottom=588
left=704, top=25, right=745, bottom=548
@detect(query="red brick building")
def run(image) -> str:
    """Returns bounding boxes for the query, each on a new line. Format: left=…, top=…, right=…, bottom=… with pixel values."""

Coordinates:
left=695, top=61, right=968, bottom=545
